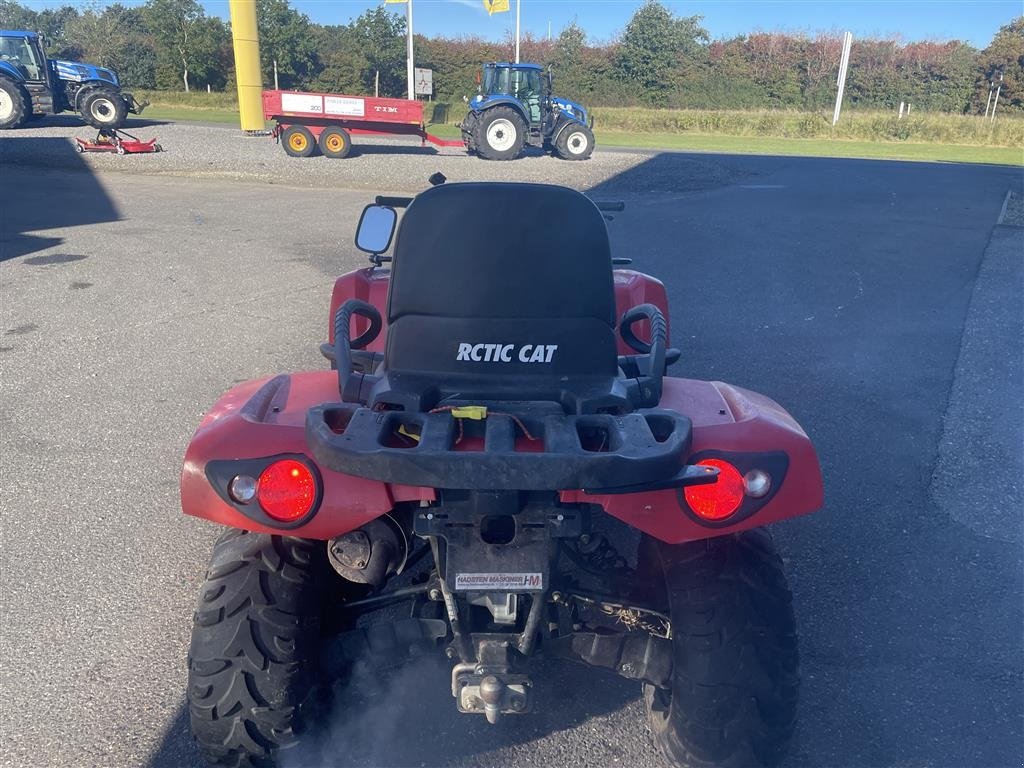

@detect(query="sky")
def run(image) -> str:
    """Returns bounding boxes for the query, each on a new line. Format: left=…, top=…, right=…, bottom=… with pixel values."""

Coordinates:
left=18, top=0, right=1023, bottom=48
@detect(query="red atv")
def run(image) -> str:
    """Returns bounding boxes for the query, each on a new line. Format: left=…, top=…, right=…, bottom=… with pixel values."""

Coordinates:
left=181, top=182, right=823, bottom=767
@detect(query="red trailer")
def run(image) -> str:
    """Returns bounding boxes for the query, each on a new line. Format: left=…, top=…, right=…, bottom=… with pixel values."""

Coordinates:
left=262, top=89, right=464, bottom=159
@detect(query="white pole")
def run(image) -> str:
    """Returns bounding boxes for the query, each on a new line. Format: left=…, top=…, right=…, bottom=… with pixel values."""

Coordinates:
left=406, top=0, right=415, bottom=100
left=991, top=85, right=1001, bottom=122
left=899, top=101, right=904, bottom=119
left=547, top=19, right=551, bottom=41
left=832, top=31, right=852, bottom=127
left=515, top=0, right=521, bottom=63
left=273, top=59, right=278, bottom=90
left=984, top=87, right=993, bottom=119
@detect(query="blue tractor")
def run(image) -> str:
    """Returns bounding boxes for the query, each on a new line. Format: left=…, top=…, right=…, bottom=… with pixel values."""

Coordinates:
left=0, top=29, right=145, bottom=130
left=461, top=62, right=595, bottom=161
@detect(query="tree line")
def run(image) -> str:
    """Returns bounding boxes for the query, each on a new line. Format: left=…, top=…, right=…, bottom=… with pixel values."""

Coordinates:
left=1, top=0, right=1021, bottom=113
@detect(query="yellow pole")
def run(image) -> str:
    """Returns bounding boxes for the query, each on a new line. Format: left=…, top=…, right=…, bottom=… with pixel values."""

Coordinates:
left=228, top=0, right=264, bottom=132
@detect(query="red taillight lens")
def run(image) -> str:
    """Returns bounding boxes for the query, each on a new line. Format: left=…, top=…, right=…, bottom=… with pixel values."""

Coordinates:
left=684, top=459, right=745, bottom=521
left=257, top=460, right=316, bottom=522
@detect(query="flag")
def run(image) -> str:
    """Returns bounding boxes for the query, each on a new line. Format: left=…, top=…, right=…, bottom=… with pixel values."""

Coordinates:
left=483, top=0, right=509, bottom=14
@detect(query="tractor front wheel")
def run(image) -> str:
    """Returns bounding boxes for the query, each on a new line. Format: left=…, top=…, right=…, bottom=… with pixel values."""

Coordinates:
left=80, top=88, right=128, bottom=130
left=475, top=107, right=526, bottom=161
left=187, top=530, right=327, bottom=767
left=644, top=529, right=800, bottom=767
left=0, top=77, right=30, bottom=130
left=555, top=123, right=595, bottom=161
left=282, top=125, right=318, bottom=158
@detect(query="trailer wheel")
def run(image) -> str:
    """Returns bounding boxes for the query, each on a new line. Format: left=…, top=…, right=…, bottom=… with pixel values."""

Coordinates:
left=475, top=107, right=526, bottom=160
left=282, top=125, right=318, bottom=158
left=0, top=77, right=29, bottom=130
left=80, top=88, right=128, bottom=130
left=318, top=126, right=352, bottom=159
left=556, top=124, right=595, bottom=161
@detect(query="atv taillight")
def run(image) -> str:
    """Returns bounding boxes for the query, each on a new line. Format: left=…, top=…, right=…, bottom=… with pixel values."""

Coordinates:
left=257, top=460, right=317, bottom=522
left=684, top=459, right=745, bottom=521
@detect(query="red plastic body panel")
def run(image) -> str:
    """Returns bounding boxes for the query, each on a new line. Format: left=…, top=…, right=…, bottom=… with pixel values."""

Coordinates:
left=559, top=378, right=824, bottom=543
left=263, top=89, right=423, bottom=125
left=326, top=267, right=669, bottom=357
left=181, top=372, right=822, bottom=544
left=181, top=372, right=435, bottom=539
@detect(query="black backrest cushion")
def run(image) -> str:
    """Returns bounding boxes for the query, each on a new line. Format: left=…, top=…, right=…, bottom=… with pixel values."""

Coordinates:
left=388, top=182, right=614, bottom=325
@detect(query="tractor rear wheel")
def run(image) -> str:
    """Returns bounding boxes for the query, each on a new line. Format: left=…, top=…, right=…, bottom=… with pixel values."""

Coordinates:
left=80, top=88, right=128, bottom=129
left=282, top=125, right=317, bottom=158
left=644, top=529, right=800, bottom=767
left=0, top=78, right=29, bottom=130
left=319, top=126, right=352, bottom=159
left=187, top=530, right=328, bottom=767
left=555, top=123, right=595, bottom=161
left=461, top=113, right=478, bottom=153
left=475, top=107, right=526, bottom=161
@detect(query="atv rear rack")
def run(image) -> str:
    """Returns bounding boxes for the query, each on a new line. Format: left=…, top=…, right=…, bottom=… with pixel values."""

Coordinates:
left=306, top=403, right=716, bottom=492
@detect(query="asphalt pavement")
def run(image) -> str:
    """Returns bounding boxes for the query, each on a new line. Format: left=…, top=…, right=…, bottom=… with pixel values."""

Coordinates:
left=1, top=141, right=1021, bottom=768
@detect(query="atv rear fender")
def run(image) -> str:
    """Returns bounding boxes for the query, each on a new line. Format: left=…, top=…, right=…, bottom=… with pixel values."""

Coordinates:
left=181, top=371, right=822, bottom=544
left=326, top=267, right=670, bottom=357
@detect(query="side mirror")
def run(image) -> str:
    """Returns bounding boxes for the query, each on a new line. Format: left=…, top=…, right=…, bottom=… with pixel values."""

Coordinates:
left=355, top=204, right=397, bottom=255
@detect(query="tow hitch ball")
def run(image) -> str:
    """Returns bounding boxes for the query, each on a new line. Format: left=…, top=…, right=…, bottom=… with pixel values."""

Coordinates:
left=452, top=662, right=532, bottom=724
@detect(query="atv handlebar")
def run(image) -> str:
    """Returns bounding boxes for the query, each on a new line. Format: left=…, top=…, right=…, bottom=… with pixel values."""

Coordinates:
left=334, top=299, right=383, bottom=402
left=619, top=303, right=667, bottom=409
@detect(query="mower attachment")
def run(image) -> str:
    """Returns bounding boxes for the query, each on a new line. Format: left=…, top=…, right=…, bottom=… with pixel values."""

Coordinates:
left=74, top=128, right=161, bottom=155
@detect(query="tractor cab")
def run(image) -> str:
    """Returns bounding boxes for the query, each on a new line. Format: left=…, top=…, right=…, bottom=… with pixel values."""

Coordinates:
left=0, top=31, right=46, bottom=83
left=480, top=62, right=547, bottom=125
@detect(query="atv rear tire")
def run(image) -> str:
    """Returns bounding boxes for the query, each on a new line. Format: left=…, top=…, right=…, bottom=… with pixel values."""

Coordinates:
left=282, top=125, right=317, bottom=158
left=80, top=88, right=128, bottom=129
left=187, top=530, right=326, bottom=767
left=644, top=529, right=799, bottom=768
left=475, top=107, right=526, bottom=160
left=0, top=77, right=30, bottom=130
left=555, top=123, right=595, bottom=161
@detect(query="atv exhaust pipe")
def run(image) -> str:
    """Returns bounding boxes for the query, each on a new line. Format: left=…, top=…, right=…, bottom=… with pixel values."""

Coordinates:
left=327, top=517, right=406, bottom=587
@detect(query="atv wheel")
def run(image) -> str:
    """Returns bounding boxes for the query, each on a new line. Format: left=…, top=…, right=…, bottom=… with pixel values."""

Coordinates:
left=282, top=125, right=317, bottom=158
left=475, top=107, right=526, bottom=160
left=555, top=124, right=595, bottom=161
left=644, top=529, right=799, bottom=768
left=318, top=126, right=352, bottom=159
left=81, top=88, right=128, bottom=130
left=0, top=78, right=29, bottom=130
left=187, top=530, right=326, bottom=767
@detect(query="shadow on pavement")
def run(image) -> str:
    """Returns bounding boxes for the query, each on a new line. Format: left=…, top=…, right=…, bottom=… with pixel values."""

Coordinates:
left=149, top=658, right=641, bottom=768
left=587, top=150, right=1024, bottom=768
left=0, top=136, right=121, bottom=262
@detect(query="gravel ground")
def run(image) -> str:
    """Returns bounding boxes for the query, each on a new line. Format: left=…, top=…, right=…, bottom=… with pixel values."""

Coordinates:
left=1000, top=189, right=1024, bottom=226
left=0, top=116, right=753, bottom=195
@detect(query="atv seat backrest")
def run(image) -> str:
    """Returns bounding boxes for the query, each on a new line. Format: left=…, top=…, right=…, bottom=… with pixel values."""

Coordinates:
left=368, top=182, right=630, bottom=414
